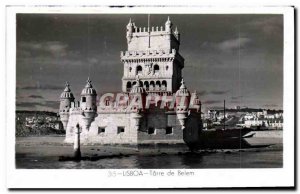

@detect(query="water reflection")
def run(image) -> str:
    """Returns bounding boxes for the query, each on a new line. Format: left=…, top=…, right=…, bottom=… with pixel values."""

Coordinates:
left=16, top=150, right=282, bottom=169
left=180, top=154, right=203, bottom=168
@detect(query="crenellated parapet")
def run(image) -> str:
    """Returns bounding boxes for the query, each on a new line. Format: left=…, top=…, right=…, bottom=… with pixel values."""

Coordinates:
left=120, top=49, right=184, bottom=65
left=70, top=107, right=82, bottom=115
left=126, top=17, right=180, bottom=43
left=121, top=48, right=176, bottom=57
left=126, top=17, right=181, bottom=52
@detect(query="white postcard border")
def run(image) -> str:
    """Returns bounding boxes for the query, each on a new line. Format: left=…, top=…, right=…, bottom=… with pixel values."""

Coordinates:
left=6, top=5, right=295, bottom=188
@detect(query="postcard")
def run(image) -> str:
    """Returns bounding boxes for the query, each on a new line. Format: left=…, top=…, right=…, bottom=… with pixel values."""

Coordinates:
left=6, top=5, right=295, bottom=189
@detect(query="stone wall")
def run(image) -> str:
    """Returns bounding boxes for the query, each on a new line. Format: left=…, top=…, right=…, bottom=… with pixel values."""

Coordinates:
left=64, top=109, right=203, bottom=145
left=64, top=112, right=84, bottom=143
left=137, top=110, right=184, bottom=144
left=88, top=112, right=138, bottom=144
left=183, top=112, right=202, bottom=145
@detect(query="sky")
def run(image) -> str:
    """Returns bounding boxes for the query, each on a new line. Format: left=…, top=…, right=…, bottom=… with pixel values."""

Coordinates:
left=16, top=14, right=283, bottom=112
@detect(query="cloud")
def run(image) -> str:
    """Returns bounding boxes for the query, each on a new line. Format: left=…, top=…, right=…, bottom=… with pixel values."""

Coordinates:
left=16, top=101, right=59, bottom=110
left=28, top=95, right=43, bottom=99
left=197, top=90, right=207, bottom=96
left=210, top=90, right=229, bottom=95
left=16, top=102, right=43, bottom=108
left=207, top=106, right=224, bottom=110
left=247, top=16, right=283, bottom=37
left=18, top=41, right=68, bottom=57
left=203, top=100, right=222, bottom=105
left=88, top=57, right=99, bottom=64
left=215, top=37, right=251, bottom=51
left=231, top=95, right=243, bottom=100
left=201, top=37, right=251, bottom=52
left=263, top=104, right=279, bottom=108
left=44, top=101, right=60, bottom=109
left=230, top=100, right=241, bottom=104
left=19, top=84, right=64, bottom=90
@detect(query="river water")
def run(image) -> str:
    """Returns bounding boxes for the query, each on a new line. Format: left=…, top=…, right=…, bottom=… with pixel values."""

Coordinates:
left=16, top=149, right=282, bottom=169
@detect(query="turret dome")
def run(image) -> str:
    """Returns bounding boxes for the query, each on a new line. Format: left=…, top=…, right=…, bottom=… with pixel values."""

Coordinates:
left=81, top=77, right=97, bottom=96
left=127, top=18, right=133, bottom=28
left=193, top=90, right=201, bottom=105
left=165, top=16, right=172, bottom=27
left=175, top=79, right=190, bottom=97
left=60, top=82, right=74, bottom=99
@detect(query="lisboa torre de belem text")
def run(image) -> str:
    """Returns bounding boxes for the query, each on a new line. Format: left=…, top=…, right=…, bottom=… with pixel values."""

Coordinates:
left=59, top=17, right=203, bottom=145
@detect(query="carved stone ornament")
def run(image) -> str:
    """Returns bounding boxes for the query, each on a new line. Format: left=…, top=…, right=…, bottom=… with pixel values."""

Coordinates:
left=145, top=63, right=153, bottom=75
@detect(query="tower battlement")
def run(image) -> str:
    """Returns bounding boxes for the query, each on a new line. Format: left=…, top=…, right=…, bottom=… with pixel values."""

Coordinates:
left=122, top=17, right=184, bottom=93
left=120, top=48, right=183, bottom=64
left=129, top=25, right=179, bottom=40
left=126, top=17, right=180, bottom=52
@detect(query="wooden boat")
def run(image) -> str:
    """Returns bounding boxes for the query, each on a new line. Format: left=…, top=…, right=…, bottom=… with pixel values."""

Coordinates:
left=184, top=100, right=269, bottom=151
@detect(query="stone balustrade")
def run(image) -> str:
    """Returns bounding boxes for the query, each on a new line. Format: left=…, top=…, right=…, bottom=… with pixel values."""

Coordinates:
left=121, top=48, right=176, bottom=57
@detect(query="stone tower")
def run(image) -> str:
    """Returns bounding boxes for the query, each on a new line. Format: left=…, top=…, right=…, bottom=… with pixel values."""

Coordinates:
left=175, top=79, right=191, bottom=129
left=59, top=82, right=75, bottom=130
left=80, top=77, right=97, bottom=111
left=129, top=77, right=147, bottom=131
left=121, top=17, right=184, bottom=94
left=80, top=78, right=97, bottom=131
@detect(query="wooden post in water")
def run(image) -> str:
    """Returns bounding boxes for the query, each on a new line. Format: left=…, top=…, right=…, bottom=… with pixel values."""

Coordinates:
left=74, top=123, right=81, bottom=160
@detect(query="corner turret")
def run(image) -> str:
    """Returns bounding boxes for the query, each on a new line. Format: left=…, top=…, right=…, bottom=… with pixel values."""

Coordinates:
left=80, top=77, right=97, bottom=111
left=165, top=16, right=173, bottom=33
left=175, top=79, right=191, bottom=129
left=80, top=77, right=97, bottom=131
left=129, top=76, right=146, bottom=130
left=59, top=82, right=75, bottom=130
left=126, top=18, right=134, bottom=43
left=174, top=26, right=180, bottom=42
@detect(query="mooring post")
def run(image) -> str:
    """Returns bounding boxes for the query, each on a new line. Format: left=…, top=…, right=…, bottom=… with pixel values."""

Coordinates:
left=74, top=123, right=81, bottom=160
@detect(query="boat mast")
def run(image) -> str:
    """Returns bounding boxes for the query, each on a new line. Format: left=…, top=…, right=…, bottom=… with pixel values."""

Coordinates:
left=224, top=100, right=226, bottom=130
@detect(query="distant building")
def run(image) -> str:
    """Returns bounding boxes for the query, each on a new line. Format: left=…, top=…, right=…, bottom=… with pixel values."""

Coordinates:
left=244, top=113, right=256, bottom=120
left=269, top=118, right=283, bottom=129
left=244, top=118, right=269, bottom=128
left=256, top=111, right=264, bottom=117
left=264, top=114, right=275, bottom=119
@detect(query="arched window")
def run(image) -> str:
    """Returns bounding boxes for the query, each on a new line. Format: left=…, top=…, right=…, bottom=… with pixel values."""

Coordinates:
left=126, top=82, right=132, bottom=92
left=139, top=81, right=143, bottom=87
left=155, top=81, right=161, bottom=91
left=166, top=65, right=169, bottom=71
left=162, top=80, right=167, bottom=91
left=82, top=97, right=86, bottom=102
left=105, top=97, right=110, bottom=106
left=132, top=81, right=136, bottom=86
left=154, top=64, right=159, bottom=74
left=136, top=65, right=142, bottom=75
left=144, top=81, right=149, bottom=91
left=149, top=81, right=155, bottom=91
